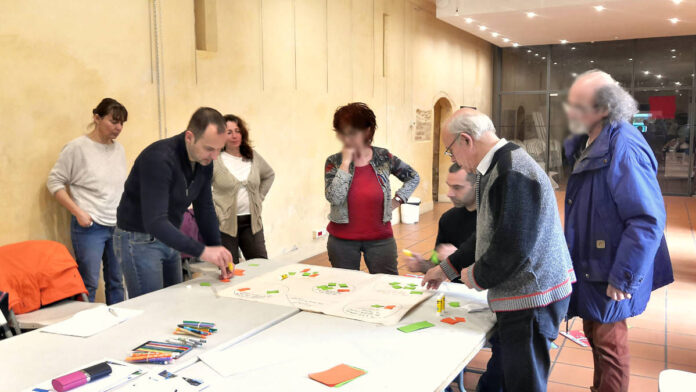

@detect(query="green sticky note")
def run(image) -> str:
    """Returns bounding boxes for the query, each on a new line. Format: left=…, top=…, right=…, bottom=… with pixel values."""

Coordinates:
left=288, top=272, right=296, bottom=275
left=449, top=302, right=460, bottom=308
left=390, top=282, right=401, bottom=285
left=267, top=290, right=279, bottom=294
left=200, top=282, right=211, bottom=287
left=371, top=304, right=383, bottom=308
left=303, top=273, right=310, bottom=276
left=410, top=291, right=423, bottom=295
left=339, top=283, right=348, bottom=288
left=392, top=285, right=402, bottom=289
left=249, top=263, right=260, bottom=267
left=319, top=285, right=330, bottom=290
left=398, top=321, right=435, bottom=333
left=328, top=283, right=336, bottom=286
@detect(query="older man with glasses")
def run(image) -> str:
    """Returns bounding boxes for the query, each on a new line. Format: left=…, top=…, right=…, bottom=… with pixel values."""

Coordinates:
left=562, top=70, right=673, bottom=392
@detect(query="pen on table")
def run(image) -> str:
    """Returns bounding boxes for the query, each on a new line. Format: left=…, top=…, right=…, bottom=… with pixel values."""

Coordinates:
left=108, top=307, right=119, bottom=317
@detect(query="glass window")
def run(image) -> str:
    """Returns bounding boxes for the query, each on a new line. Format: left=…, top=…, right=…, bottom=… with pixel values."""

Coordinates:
left=634, top=37, right=694, bottom=88
left=550, top=41, right=633, bottom=91
left=633, top=90, right=692, bottom=194
left=499, top=94, right=550, bottom=173
left=502, top=46, right=547, bottom=91
left=548, top=93, right=569, bottom=190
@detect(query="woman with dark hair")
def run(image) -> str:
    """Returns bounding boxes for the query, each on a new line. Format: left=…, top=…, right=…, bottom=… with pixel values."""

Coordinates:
left=325, top=102, right=420, bottom=274
left=47, top=98, right=128, bottom=304
left=212, top=114, right=275, bottom=264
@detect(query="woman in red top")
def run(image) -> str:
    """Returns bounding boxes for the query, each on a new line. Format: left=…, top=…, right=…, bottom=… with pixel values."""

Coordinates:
left=324, top=103, right=420, bottom=274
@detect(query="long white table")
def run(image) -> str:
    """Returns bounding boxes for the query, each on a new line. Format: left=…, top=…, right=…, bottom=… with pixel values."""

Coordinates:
left=175, top=280, right=495, bottom=392
left=0, top=259, right=299, bottom=391
left=1, top=259, right=495, bottom=392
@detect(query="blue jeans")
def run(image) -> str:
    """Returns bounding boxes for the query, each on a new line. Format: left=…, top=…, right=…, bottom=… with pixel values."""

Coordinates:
left=70, top=217, right=124, bottom=304
left=477, top=296, right=570, bottom=392
left=113, top=228, right=183, bottom=298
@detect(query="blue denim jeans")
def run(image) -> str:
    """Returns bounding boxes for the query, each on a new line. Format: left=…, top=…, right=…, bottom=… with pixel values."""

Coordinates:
left=477, top=296, right=570, bottom=392
left=70, top=217, right=124, bottom=304
left=113, top=228, right=183, bottom=298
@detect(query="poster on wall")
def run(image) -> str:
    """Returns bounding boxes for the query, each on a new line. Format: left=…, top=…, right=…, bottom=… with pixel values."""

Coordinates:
left=414, top=109, right=433, bottom=141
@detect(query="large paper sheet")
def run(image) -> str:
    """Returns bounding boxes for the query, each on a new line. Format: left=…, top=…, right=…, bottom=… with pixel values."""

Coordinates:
left=40, top=306, right=143, bottom=337
left=217, top=264, right=433, bottom=325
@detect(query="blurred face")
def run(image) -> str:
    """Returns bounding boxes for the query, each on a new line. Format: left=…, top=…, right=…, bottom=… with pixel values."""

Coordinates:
left=442, top=130, right=478, bottom=173
left=446, top=170, right=475, bottom=210
left=565, top=82, right=607, bottom=135
left=94, top=113, right=124, bottom=141
left=337, top=127, right=369, bottom=149
left=225, top=121, right=242, bottom=150
left=185, top=124, right=226, bottom=166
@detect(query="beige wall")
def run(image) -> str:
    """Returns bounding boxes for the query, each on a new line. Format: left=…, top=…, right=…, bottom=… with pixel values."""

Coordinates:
left=0, top=0, right=492, bottom=263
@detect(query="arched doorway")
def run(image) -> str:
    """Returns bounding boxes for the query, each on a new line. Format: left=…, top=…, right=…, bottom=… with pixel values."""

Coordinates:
left=432, top=97, right=454, bottom=202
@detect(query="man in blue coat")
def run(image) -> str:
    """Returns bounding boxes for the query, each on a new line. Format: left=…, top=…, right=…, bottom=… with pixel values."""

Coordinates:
left=563, top=70, right=673, bottom=392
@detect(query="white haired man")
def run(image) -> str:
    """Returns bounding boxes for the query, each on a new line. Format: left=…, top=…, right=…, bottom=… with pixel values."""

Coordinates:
left=563, top=70, right=673, bottom=392
left=423, top=108, right=575, bottom=391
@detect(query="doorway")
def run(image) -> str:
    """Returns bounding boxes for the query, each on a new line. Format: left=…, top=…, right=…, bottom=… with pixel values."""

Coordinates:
left=432, top=97, right=453, bottom=202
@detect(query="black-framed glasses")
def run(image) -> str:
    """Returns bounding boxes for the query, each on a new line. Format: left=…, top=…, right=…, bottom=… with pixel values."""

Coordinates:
left=444, top=133, right=461, bottom=157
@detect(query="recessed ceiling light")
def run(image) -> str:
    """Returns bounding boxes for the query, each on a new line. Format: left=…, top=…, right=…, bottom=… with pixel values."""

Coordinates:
left=542, top=56, right=546, bottom=60
left=527, top=49, right=532, bottom=53
left=672, top=0, right=682, bottom=4
left=526, top=12, right=537, bottom=18
left=671, top=48, right=676, bottom=52
left=502, top=38, right=510, bottom=43
left=560, top=39, right=568, bottom=44
left=628, top=58, right=633, bottom=61
left=643, top=70, right=650, bottom=75
left=535, top=53, right=540, bottom=56
left=479, top=25, right=487, bottom=31
left=553, top=62, right=558, bottom=65
left=656, top=74, right=663, bottom=79
left=594, top=5, right=605, bottom=12
left=571, top=72, right=578, bottom=77
left=675, top=82, right=682, bottom=86
left=465, top=18, right=473, bottom=24
left=571, top=46, right=576, bottom=50
left=491, top=32, right=499, bottom=37
left=512, top=43, right=519, bottom=47
left=669, top=17, right=679, bottom=24
left=590, top=60, right=595, bottom=63
left=692, top=73, right=694, bottom=77
left=672, top=55, right=677, bottom=59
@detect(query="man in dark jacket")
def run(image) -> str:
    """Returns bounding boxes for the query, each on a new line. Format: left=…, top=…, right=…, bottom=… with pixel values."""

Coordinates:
left=115, top=107, right=233, bottom=298
left=563, top=70, right=673, bottom=392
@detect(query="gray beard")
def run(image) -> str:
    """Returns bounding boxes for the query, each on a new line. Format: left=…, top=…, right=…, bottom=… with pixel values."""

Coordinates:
left=568, top=120, right=590, bottom=135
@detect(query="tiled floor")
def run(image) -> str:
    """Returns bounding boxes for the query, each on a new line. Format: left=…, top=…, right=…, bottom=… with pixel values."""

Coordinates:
left=301, top=193, right=696, bottom=391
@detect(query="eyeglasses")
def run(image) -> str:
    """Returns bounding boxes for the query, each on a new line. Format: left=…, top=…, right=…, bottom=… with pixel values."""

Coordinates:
left=563, top=101, right=599, bottom=116
left=444, top=134, right=461, bottom=157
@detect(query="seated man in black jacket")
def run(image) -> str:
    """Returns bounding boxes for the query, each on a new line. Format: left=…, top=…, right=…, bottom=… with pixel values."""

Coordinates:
left=405, top=163, right=476, bottom=275
left=115, top=107, right=233, bottom=298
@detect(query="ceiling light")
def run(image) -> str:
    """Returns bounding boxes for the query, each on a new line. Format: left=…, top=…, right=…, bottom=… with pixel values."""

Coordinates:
left=656, top=74, right=663, bottom=79
left=675, top=81, right=682, bottom=86
left=527, top=49, right=532, bottom=53
left=512, top=43, right=519, bottom=47
left=491, top=32, right=499, bottom=37
left=502, top=38, right=510, bottom=43
left=553, top=62, right=558, bottom=65
left=526, top=12, right=537, bottom=18
left=590, top=60, right=595, bottom=63
left=594, top=5, right=605, bottom=12
left=643, top=70, right=650, bottom=75
left=479, top=25, right=487, bottom=31
left=672, top=55, right=677, bottom=59
left=671, top=48, right=676, bottom=52
left=542, top=56, right=546, bottom=60
left=571, top=46, right=576, bottom=50
left=672, top=0, right=682, bottom=4
left=571, top=72, right=578, bottom=77
left=560, top=39, right=568, bottom=44
left=535, top=53, right=539, bottom=56
left=464, top=18, right=473, bottom=24
left=669, top=17, right=679, bottom=24
left=628, top=58, right=633, bottom=61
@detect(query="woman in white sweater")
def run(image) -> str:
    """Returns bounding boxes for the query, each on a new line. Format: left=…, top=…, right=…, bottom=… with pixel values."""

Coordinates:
left=47, top=98, right=128, bottom=304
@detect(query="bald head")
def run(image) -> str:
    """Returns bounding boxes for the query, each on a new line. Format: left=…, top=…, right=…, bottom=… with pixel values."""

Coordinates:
left=445, top=108, right=495, bottom=139
left=570, top=70, right=615, bottom=102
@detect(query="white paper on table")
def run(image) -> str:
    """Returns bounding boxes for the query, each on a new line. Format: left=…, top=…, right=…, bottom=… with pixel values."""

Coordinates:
left=198, top=340, right=292, bottom=377
left=40, top=306, right=143, bottom=337
left=24, top=359, right=147, bottom=392
left=217, top=264, right=434, bottom=325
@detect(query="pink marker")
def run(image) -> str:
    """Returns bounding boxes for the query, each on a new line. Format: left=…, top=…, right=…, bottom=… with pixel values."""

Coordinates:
left=52, top=362, right=112, bottom=392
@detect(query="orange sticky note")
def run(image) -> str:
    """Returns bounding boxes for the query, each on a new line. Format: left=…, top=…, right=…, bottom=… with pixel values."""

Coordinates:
left=301, top=268, right=310, bottom=273
left=234, top=269, right=245, bottom=276
left=308, top=364, right=366, bottom=387
left=384, top=305, right=395, bottom=310
left=337, top=289, right=350, bottom=293
left=310, top=274, right=318, bottom=278
left=440, top=317, right=457, bottom=325
left=238, top=288, right=250, bottom=292
left=220, top=278, right=230, bottom=282
left=455, top=317, right=467, bottom=323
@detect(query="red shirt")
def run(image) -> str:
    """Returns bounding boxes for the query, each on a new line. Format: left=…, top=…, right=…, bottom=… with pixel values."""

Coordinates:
left=327, top=165, right=393, bottom=240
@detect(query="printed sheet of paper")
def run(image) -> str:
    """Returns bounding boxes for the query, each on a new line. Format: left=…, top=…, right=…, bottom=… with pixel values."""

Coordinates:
left=217, top=264, right=433, bottom=325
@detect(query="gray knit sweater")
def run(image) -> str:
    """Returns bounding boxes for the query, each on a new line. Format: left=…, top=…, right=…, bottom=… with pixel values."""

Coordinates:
left=445, top=143, right=576, bottom=312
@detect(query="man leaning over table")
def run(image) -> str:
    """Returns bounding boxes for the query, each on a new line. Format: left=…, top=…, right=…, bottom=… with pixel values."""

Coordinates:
left=562, top=70, right=673, bottom=392
left=422, top=108, right=575, bottom=392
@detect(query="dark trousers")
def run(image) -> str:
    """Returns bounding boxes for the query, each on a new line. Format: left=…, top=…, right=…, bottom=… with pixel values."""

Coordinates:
left=477, top=296, right=570, bottom=392
left=70, top=217, right=124, bottom=304
left=326, top=235, right=398, bottom=275
left=220, top=215, right=268, bottom=264
left=583, top=319, right=630, bottom=392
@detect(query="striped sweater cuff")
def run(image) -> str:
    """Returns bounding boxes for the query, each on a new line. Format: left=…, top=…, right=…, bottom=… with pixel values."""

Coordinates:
left=465, top=265, right=484, bottom=291
left=440, top=258, right=460, bottom=281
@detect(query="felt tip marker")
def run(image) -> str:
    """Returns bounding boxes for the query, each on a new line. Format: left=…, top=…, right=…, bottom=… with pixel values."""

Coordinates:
left=52, top=362, right=112, bottom=392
